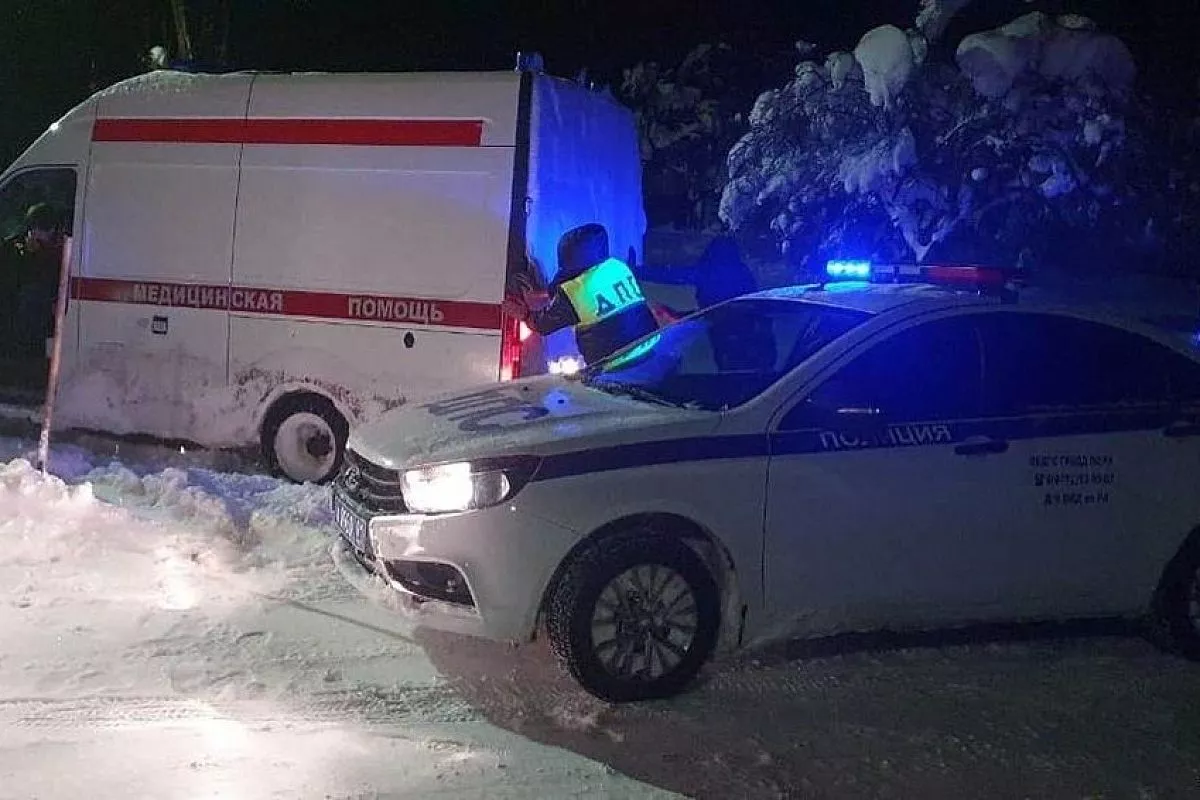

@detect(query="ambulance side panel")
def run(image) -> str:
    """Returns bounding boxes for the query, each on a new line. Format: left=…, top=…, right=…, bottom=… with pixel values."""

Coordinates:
left=229, top=73, right=520, bottom=429
left=525, top=75, right=648, bottom=364
left=60, top=73, right=252, bottom=444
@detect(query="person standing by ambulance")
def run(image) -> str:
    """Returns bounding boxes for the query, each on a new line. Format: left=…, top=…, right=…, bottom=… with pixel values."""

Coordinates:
left=503, top=223, right=659, bottom=365
left=636, top=234, right=756, bottom=319
left=15, top=204, right=66, bottom=355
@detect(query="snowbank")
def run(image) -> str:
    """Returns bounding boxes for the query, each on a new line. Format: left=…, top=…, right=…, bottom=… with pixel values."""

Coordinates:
left=1, top=459, right=108, bottom=564
left=0, top=458, right=287, bottom=616
left=0, top=438, right=348, bottom=622
left=57, top=346, right=408, bottom=450
left=0, top=443, right=371, bottom=707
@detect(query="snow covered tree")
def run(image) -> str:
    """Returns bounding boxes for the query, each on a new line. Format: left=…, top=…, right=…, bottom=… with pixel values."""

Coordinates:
left=621, top=44, right=789, bottom=231
left=719, top=7, right=1155, bottom=278
left=1155, top=77, right=1200, bottom=273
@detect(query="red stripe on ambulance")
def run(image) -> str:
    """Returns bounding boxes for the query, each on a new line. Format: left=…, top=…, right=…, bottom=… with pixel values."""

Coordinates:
left=71, top=277, right=502, bottom=331
left=91, top=118, right=486, bottom=147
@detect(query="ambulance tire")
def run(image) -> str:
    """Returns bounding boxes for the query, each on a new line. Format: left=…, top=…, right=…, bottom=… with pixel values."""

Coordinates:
left=546, top=532, right=720, bottom=703
left=1153, top=536, right=1200, bottom=661
left=260, top=393, right=348, bottom=485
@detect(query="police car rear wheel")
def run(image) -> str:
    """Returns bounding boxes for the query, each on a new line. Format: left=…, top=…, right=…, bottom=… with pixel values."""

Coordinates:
left=261, top=394, right=348, bottom=485
left=1154, top=540, right=1200, bottom=660
left=547, top=533, right=720, bottom=702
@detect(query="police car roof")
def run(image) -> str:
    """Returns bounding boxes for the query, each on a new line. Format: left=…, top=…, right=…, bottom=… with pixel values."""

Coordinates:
left=744, top=281, right=1200, bottom=355
left=747, top=281, right=1000, bottom=316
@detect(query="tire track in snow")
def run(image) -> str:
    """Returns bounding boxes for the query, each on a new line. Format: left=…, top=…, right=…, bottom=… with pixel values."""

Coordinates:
left=417, top=627, right=1200, bottom=800
left=0, top=683, right=480, bottom=730
left=416, top=629, right=792, bottom=800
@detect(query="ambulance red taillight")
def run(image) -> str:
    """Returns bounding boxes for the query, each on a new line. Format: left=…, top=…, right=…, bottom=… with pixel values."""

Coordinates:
left=499, top=314, right=525, bottom=382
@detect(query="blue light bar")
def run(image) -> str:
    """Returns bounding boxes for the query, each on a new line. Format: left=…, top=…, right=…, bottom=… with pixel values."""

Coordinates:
left=826, top=260, right=872, bottom=280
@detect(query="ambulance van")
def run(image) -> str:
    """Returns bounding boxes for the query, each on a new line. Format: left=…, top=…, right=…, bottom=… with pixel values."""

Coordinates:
left=0, top=67, right=646, bottom=482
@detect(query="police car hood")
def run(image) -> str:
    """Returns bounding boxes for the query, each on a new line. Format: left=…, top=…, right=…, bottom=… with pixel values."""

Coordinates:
left=348, top=376, right=719, bottom=471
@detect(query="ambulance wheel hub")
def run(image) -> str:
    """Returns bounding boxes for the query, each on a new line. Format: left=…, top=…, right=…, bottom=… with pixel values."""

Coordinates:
left=261, top=392, right=349, bottom=485
left=273, top=412, right=337, bottom=483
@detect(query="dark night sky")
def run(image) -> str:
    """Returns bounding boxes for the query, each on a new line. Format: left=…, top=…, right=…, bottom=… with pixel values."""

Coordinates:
left=1, top=0, right=1197, bottom=166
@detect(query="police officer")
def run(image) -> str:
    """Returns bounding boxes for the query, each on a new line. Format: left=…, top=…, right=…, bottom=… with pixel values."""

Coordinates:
left=503, top=223, right=658, bottom=365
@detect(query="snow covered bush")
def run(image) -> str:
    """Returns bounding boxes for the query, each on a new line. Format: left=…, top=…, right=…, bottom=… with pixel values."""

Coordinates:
left=719, top=10, right=1155, bottom=277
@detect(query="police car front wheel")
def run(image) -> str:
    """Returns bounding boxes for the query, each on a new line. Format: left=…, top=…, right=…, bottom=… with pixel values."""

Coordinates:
left=546, top=532, right=720, bottom=702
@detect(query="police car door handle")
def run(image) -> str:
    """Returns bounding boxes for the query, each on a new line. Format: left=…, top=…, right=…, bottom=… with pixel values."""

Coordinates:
left=954, top=437, right=1008, bottom=456
left=1163, top=421, right=1200, bottom=439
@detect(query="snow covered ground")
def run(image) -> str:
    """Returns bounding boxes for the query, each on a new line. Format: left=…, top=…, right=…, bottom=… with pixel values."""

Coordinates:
left=0, top=433, right=674, bottom=800
left=1, top=426, right=1199, bottom=799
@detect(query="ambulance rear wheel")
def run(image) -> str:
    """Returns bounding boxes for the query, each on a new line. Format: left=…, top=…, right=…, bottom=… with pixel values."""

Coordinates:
left=261, top=394, right=348, bottom=485
left=546, top=532, right=720, bottom=702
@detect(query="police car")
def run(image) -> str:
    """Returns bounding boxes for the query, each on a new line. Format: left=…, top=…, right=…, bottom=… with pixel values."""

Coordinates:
left=332, top=260, right=1200, bottom=702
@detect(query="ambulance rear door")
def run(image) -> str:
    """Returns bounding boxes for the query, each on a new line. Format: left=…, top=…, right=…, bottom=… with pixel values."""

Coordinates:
left=525, top=74, right=648, bottom=369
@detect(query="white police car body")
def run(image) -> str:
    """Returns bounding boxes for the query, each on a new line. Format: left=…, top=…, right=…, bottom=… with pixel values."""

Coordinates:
left=334, top=261, right=1200, bottom=701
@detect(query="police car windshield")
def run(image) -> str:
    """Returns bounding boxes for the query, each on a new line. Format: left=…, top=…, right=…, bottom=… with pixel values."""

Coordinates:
left=582, top=299, right=870, bottom=411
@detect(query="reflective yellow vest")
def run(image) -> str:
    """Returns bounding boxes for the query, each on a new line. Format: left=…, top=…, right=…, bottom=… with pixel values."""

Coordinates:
left=558, top=258, right=645, bottom=330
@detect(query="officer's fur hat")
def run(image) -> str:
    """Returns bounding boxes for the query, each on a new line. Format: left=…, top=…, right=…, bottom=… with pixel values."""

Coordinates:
left=557, top=223, right=609, bottom=275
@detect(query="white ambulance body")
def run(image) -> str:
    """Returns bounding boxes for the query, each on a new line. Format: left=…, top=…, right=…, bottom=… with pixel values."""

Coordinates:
left=0, top=68, right=646, bottom=481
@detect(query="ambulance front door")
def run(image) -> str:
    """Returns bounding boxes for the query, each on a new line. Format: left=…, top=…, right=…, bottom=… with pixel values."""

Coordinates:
left=0, top=166, right=80, bottom=402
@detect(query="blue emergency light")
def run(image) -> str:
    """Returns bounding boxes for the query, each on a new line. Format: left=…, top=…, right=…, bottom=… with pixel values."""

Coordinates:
left=825, top=260, right=872, bottom=280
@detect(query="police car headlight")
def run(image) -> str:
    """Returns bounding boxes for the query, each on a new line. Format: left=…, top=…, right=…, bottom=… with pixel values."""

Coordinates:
left=400, top=457, right=540, bottom=514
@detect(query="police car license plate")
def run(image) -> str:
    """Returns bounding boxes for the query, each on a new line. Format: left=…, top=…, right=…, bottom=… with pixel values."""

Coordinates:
left=332, top=490, right=371, bottom=557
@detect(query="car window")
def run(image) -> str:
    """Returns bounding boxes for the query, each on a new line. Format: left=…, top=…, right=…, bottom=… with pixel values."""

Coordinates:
left=781, top=316, right=984, bottom=429
left=0, top=168, right=76, bottom=241
left=975, top=312, right=1183, bottom=415
left=583, top=298, right=871, bottom=411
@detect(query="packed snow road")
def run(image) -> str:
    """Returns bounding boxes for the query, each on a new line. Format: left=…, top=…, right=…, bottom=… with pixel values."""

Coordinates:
left=1, top=430, right=1198, bottom=799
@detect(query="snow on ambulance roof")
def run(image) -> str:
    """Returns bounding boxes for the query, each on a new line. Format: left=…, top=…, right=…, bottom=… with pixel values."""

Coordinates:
left=10, top=69, right=531, bottom=163
left=93, top=68, right=525, bottom=101
left=80, top=69, right=618, bottom=151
